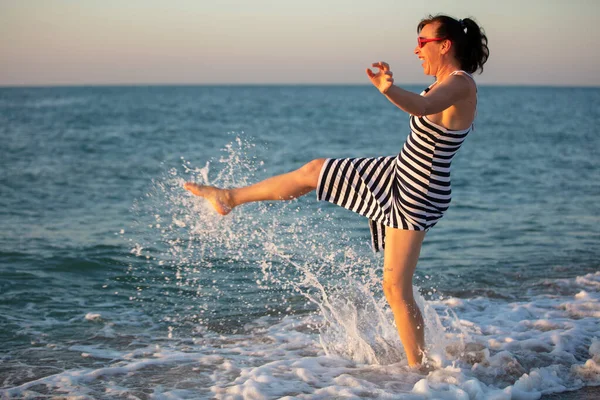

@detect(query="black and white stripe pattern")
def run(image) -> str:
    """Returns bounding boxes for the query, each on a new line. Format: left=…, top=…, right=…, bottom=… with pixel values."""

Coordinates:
left=317, top=71, right=475, bottom=252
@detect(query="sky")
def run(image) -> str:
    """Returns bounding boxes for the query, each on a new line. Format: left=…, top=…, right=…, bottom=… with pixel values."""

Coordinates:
left=1, top=0, right=599, bottom=86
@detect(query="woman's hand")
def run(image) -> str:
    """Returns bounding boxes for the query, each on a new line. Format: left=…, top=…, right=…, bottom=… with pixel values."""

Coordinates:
left=366, top=62, right=394, bottom=94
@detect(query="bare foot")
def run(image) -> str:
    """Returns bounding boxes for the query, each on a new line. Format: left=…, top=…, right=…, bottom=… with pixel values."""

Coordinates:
left=408, top=362, right=436, bottom=374
left=183, top=182, right=234, bottom=215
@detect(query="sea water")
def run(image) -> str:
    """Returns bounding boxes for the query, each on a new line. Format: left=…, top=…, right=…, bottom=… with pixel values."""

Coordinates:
left=1, top=85, right=599, bottom=399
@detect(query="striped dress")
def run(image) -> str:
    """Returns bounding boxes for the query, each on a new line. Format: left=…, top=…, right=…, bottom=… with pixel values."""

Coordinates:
left=316, top=70, right=475, bottom=252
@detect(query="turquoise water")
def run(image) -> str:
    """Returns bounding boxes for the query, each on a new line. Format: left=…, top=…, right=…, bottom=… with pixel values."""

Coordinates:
left=1, top=85, right=599, bottom=398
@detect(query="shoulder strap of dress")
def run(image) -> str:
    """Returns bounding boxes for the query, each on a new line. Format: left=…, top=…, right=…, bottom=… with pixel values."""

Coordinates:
left=450, top=70, right=475, bottom=81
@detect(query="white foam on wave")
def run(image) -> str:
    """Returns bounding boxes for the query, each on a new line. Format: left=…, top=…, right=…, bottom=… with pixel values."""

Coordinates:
left=84, top=312, right=102, bottom=321
left=2, top=278, right=599, bottom=399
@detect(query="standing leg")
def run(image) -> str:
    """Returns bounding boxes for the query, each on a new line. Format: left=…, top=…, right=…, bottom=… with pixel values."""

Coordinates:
left=184, top=158, right=326, bottom=215
left=382, top=226, right=426, bottom=367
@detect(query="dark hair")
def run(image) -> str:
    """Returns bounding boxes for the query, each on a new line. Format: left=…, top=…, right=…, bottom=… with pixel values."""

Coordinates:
left=417, top=15, right=489, bottom=74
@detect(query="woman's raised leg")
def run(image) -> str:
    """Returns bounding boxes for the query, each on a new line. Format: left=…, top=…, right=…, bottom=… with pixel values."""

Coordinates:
left=184, top=158, right=326, bottom=214
left=382, top=226, right=427, bottom=367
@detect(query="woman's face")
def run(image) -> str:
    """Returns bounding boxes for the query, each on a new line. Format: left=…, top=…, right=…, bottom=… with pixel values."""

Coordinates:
left=414, top=22, right=445, bottom=77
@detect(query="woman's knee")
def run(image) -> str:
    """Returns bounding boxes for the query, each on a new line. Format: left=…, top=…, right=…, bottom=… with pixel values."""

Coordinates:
left=299, top=158, right=326, bottom=188
left=382, top=279, right=414, bottom=304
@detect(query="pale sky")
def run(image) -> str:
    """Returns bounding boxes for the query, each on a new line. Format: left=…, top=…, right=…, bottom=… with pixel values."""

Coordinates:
left=1, top=0, right=599, bottom=86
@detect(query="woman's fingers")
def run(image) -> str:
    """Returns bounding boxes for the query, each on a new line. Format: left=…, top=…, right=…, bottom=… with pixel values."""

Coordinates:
left=371, top=61, right=390, bottom=71
left=366, top=68, right=375, bottom=78
left=370, top=62, right=392, bottom=75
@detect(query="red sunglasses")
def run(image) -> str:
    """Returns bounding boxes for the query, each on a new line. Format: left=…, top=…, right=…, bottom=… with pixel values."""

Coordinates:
left=417, top=37, right=445, bottom=48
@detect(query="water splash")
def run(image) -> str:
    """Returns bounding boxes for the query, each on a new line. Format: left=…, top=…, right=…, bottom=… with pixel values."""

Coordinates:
left=124, top=134, right=466, bottom=366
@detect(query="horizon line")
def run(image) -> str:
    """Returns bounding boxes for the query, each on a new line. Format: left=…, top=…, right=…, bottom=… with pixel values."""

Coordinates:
left=1, top=82, right=599, bottom=89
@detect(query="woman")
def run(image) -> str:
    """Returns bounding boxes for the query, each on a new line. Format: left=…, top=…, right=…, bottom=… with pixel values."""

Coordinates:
left=184, top=15, right=489, bottom=368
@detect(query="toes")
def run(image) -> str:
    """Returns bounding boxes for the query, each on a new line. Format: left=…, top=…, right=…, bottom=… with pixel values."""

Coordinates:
left=184, top=182, right=199, bottom=192
left=184, top=183, right=200, bottom=195
left=183, top=182, right=208, bottom=197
